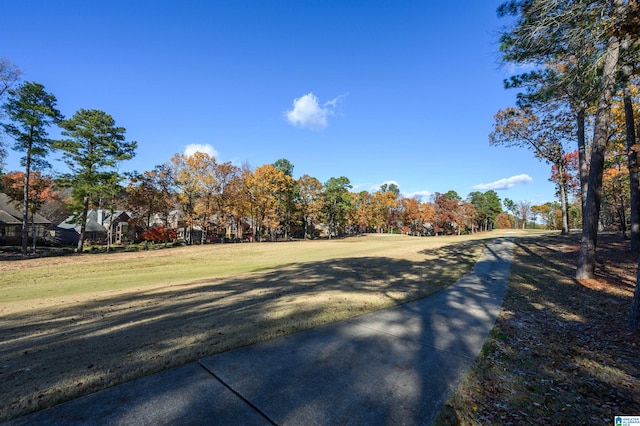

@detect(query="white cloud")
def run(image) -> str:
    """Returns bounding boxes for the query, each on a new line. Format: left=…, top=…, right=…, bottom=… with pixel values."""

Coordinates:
left=472, top=174, right=533, bottom=191
left=183, top=143, right=218, bottom=158
left=405, top=190, right=432, bottom=200
left=285, top=92, right=346, bottom=130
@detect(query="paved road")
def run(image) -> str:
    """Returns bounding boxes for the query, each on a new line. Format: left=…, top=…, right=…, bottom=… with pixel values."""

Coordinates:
left=4, top=238, right=514, bottom=426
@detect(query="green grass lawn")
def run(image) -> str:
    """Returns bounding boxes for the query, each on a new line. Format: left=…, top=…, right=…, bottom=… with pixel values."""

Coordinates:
left=0, top=230, right=538, bottom=422
left=1, top=232, right=518, bottom=302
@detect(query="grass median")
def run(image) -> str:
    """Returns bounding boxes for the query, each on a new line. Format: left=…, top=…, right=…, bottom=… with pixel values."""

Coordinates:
left=1, top=231, right=523, bottom=422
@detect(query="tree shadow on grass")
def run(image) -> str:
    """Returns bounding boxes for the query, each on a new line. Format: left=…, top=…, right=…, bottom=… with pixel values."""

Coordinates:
left=0, top=239, right=488, bottom=422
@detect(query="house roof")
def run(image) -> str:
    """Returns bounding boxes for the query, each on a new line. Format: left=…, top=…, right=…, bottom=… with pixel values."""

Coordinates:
left=58, top=214, right=107, bottom=233
left=57, top=209, right=132, bottom=234
left=0, top=193, right=51, bottom=225
left=0, top=210, right=21, bottom=224
left=99, top=210, right=131, bottom=225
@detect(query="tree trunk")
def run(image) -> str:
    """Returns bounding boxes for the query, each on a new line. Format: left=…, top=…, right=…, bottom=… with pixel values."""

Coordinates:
left=630, top=74, right=640, bottom=327
left=623, top=81, right=640, bottom=251
left=618, top=206, right=627, bottom=237
left=31, top=211, right=36, bottom=254
left=630, top=255, right=640, bottom=328
left=576, top=32, right=620, bottom=280
left=559, top=181, right=570, bottom=235
left=576, top=108, right=588, bottom=214
left=22, top=155, right=30, bottom=255
left=106, top=209, right=114, bottom=252
left=107, top=223, right=112, bottom=252
left=77, top=195, right=90, bottom=253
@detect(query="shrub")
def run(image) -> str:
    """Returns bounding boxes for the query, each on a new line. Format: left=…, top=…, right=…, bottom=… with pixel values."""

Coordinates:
left=142, top=226, right=178, bottom=242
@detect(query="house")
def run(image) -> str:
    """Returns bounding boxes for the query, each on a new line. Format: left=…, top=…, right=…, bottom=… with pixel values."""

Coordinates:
left=56, top=209, right=131, bottom=246
left=0, top=193, right=52, bottom=245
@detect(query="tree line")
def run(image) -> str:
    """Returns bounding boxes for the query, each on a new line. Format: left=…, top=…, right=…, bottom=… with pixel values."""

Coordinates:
left=492, top=0, right=640, bottom=326
left=2, top=59, right=561, bottom=256
left=125, top=157, right=508, bottom=246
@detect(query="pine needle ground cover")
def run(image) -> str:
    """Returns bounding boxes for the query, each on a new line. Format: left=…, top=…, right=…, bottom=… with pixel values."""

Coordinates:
left=0, top=232, right=511, bottom=422
left=436, top=233, right=640, bottom=425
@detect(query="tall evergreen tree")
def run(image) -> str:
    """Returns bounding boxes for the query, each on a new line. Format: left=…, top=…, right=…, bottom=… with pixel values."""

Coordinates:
left=322, top=176, right=352, bottom=238
left=468, top=190, right=502, bottom=231
left=56, top=109, right=136, bottom=253
left=1, top=81, right=62, bottom=254
left=272, top=158, right=296, bottom=240
left=497, top=0, right=630, bottom=277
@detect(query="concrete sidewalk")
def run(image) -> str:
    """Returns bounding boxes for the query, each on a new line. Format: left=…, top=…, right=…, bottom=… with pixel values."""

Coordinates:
left=4, top=238, right=514, bottom=426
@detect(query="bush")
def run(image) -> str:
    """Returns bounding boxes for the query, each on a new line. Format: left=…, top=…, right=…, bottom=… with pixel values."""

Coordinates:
left=142, top=226, right=178, bottom=242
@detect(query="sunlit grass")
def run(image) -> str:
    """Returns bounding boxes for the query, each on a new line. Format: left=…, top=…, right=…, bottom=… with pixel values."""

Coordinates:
left=0, top=230, right=533, bottom=303
left=0, top=229, right=551, bottom=422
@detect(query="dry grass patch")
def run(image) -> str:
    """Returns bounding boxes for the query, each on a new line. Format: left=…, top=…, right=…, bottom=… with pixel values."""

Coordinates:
left=435, top=233, right=640, bottom=425
left=0, top=233, right=504, bottom=422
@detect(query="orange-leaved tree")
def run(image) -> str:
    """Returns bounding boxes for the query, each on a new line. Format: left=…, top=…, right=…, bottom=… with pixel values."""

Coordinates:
left=1, top=170, right=55, bottom=252
left=126, top=163, right=176, bottom=246
left=296, top=174, right=323, bottom=239
left=243, top=164, right=289, bottom=241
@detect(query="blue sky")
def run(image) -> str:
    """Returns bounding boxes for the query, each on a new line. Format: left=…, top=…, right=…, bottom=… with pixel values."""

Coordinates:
left=1, top=0, right=558, bottom=205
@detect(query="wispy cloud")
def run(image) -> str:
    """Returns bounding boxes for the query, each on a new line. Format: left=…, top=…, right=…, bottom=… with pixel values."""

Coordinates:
left=472, top=174, right=533, bottom=191
left=183, top=143, right=218, bottom=158
left=285, top=92, right=347, bottom=130
left=404, top=190, right=432, bottom=199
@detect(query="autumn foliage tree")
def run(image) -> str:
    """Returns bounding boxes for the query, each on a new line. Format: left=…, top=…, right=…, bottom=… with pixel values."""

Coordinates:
left=372, top=189, right=400, bottom=233
left=1, top=170, right=55, bottom=252
left=431, top=192, right=460, bottom=235
left=602, top=159, right=631, bottom=234
left=401, top=197, right=423, bottom=235
left=126, top=164, right=176, bottom=245
left=491, top=106, right=571, bottom=234
left=296, top=174, right=324, bottom=238
left=496, top=212, right=514, bottom=229
left=171, top=153, right=207, bottom=244
left=243, top=164, right=290, bottom=241
left=210, top=161, right=242, bottom=239
left=610, top=83, right=639, bottom=243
